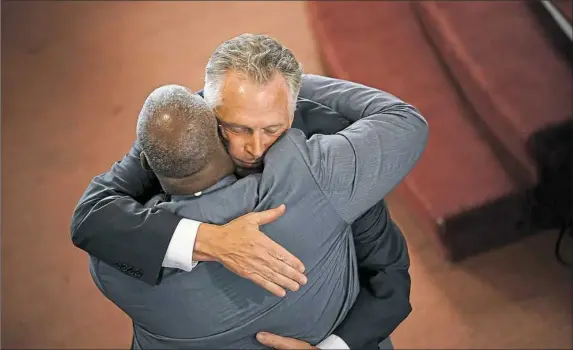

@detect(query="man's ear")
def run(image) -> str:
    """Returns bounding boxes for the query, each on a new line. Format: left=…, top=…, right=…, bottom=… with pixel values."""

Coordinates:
left=218, top=125, right=229, bottom=141
left=287, top=114, right=295, bottom=128
left=140, top=151, right=152, bottom=171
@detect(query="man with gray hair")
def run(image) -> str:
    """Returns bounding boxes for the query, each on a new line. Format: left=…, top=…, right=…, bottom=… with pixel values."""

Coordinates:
left=90, top=83, right=427, bottom=349
left=73, top=34, right=425, bottom=349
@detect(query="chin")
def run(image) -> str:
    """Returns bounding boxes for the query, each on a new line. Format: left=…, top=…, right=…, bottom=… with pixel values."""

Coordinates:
left=235, top=164, right=263, bottom=178
left=232, top=156, right=261, bottom=168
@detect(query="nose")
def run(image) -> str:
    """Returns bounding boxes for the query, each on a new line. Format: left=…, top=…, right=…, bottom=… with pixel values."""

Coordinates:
left=245, top=133, right=265, bottom=159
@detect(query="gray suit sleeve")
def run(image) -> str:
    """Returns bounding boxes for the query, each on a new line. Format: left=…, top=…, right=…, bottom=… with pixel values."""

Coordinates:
left=299, top=74, right=396, bottom=123
left=300, top=92, right=428, bottom=224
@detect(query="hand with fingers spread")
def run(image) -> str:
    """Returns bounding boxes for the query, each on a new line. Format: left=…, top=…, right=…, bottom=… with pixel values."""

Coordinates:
left=192, top=204, right=308, bottom=297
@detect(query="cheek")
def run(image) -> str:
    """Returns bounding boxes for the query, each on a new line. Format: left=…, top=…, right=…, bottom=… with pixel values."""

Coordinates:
left=262, top=134, right=281, bottom=150
left=225, top=135, right=247, bottom=156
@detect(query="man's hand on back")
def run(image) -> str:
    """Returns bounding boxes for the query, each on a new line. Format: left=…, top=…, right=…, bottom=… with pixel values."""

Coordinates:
left=193, top=204, right=308, bottom=297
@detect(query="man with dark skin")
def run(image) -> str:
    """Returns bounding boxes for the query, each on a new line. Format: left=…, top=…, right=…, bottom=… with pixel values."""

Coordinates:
left=72, top=34, right=421, bottom=350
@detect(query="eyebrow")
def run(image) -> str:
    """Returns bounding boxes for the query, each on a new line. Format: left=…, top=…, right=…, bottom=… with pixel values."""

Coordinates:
left=263, top=124, right=284, bottom=129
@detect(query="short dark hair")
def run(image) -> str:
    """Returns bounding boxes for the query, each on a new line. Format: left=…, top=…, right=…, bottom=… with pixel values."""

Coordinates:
left=136, top=84, right=219, bottom=178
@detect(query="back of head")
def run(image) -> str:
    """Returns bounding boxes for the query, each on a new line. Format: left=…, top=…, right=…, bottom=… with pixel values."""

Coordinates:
left=136, top=84, right=219, bottom=181
left=203, top=33, right=303, bottom=113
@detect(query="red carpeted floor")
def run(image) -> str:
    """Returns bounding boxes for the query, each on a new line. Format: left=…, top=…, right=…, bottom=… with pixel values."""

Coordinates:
left=554, top=0, right=573, bottom=21
left=307, top=0, right=573, bottom=261
left=415, top=1, right=572, bottom=185
left=2, top=1, right=572, bottom=349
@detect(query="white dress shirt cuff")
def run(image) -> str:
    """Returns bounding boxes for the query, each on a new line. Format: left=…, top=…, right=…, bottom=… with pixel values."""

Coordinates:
left=317, top=334, right=350, bottom=349
left=161, top=218, right=200, bottom=271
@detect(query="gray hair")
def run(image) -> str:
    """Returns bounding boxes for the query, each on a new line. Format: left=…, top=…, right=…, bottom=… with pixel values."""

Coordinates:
left=204, top=33, right=303, bottom=114
left=136, top=84, right=219, bottom=178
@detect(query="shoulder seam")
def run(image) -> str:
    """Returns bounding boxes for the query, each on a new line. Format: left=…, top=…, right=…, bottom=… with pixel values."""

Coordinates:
left=285, top=133, right=350, bottom=225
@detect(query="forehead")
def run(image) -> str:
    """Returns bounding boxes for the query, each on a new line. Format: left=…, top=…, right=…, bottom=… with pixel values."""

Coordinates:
left=216, top=71, right=290, bottom=128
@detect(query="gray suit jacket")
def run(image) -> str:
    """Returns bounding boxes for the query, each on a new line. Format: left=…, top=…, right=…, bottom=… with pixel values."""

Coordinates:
left=90, top=86, right=428, bottom=349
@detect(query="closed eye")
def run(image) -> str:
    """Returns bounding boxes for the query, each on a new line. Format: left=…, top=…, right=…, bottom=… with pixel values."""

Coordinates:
left=229, top=126, right=250, bottom=134
left=220, top=124, right=252, bottom=135
left=264, top=127, right=282, bottom=135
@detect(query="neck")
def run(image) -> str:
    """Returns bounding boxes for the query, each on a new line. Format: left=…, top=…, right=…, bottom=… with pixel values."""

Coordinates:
left=161, top=151, right=235, bottom=196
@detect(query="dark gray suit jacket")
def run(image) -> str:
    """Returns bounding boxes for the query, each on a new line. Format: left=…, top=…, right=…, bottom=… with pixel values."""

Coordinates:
left=90, top=87, right=428, bottom=348
left=72, top=75, right=425, bottom=349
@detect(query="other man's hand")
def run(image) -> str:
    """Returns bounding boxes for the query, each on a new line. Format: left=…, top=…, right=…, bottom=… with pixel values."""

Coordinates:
left=256, top=332, right=317, bottom=349
left=194, top=204, right=307, bottom=297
